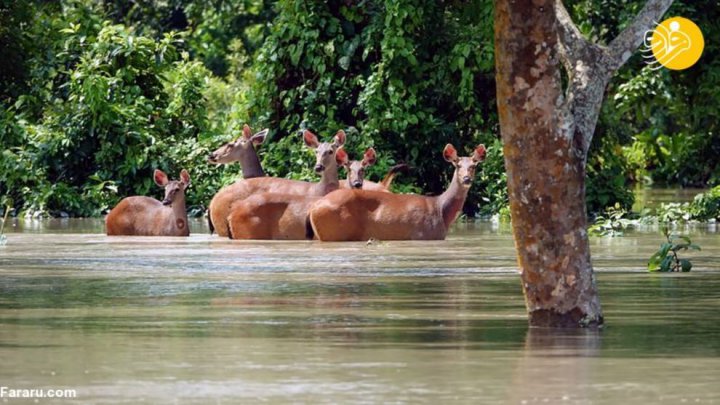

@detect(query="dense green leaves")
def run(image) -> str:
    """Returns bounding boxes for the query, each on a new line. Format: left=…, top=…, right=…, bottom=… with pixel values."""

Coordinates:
left=0, top=4, right=243, bottom=216
left=582, top=0, right=720, bottom=188
left=1, top=0, right=718, bottom=218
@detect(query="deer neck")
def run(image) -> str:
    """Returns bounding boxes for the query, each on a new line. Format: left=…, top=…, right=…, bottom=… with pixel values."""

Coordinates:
left=314, top=161, right=340, bottom=195
left=170, top=193, right=188, bottom=220
left=239, top=148, right=265, bottom=178
left=437, top=172, right=469, bottom=229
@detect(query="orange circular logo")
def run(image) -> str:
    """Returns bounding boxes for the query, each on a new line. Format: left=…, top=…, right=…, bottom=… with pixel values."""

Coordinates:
left=648, top=17, right=704, bottom=70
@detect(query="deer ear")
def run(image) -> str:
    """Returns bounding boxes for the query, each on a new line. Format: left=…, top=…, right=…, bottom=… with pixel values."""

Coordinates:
left=443, top=144, right=458, bottom=163
left=333, top=130, right=346, bottom=147
left=362, top=147, right=377, bottom=167
left=303, top=130, right=320, bottom=148
left=472, top=144, right=487, bottom=162
left=335, top=147, right=349, bottom=166
left=251, top=129, right=268, bottom=145
left=154, top=170, right=169, bottom=187
left=179, top=169, right=191, bottom=187
left=242, top=124, right=252, bottom=139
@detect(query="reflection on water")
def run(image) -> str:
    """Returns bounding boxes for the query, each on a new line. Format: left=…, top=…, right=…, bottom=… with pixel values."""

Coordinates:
left=0, top=219, right=719, bottom=404
left=633, top=186, right=707, bottom=211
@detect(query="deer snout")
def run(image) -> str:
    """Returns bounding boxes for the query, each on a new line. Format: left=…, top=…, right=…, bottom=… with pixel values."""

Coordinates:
left=462, top=176, right=472, bottom=185
left=162, top=199, right=172, bottom=206
left=352, top=180, right=363, bottom=188
left=314, top=164, right=325, bottom=173
left=207, top=153, right=217, bottom=163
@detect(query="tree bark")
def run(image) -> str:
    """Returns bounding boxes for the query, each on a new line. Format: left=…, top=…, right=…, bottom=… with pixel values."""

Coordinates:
left=493, top=0, right=672, bottom=327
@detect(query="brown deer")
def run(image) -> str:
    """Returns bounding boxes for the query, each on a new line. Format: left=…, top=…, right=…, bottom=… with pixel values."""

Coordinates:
left=309, top=144, right=486, bottom=241
left=106, top=169, right=191, bottom=236
left=227, top=193, right=319, bottom=240
left=335, top=147, right=406, bottom=191
left=226, top=146, right=404, bottom=240
left=208, top=129, right=345, bottom=237
left=207, top=124, right=268, bottom=178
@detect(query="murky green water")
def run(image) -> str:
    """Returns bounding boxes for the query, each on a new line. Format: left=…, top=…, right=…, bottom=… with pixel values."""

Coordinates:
left=633, top=186, right=707, bottom=211
left=1, top=219, right=719, bottom=404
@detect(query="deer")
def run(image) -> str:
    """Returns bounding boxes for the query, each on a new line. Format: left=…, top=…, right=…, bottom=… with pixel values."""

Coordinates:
left=336, top=147, right=407, bottom=191
left=207, top=123, right=268, bottom=178
left=106, top=169, right=191, bottom=236
left=208, top=129, right=345, bottom=237
left=309, top=143, right=486, bottom=241
left=225, top=147, right=377, bottom=240
left=227, top=193, right=319, bottom=240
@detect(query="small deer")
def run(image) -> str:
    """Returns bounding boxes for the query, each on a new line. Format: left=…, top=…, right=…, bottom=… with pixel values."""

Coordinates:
left=208, top=129, right=345, bottom=237
left=106, top=169, right=191, bottom=236
left=207, top=124, right=268, bottom=178
left=309, top=144, right=486, bottom=241
left=336, top=147, right=407, bottom=191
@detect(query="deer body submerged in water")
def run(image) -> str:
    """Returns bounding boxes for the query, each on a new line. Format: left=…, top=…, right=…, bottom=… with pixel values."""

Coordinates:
left=208, top=130, right=346, bottom=237
left=226, top=146, right=387, bottom=240
left=309, top=144, right=486, bottom=241
left=106, top=170, right=191, bottom=236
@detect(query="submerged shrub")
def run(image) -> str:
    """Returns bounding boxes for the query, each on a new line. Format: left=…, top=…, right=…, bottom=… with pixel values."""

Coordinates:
left=689, top=186, right=720, bottom=221
left=648, top=227, right=701, bottom=272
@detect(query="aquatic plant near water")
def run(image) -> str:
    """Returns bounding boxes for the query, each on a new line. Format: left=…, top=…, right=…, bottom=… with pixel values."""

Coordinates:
left=589, top=203, right=632, bottom=237
left=648, top=227, right=701, bottom=272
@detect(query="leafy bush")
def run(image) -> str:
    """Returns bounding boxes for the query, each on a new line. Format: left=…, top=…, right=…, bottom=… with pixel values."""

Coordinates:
left=689, top=186, right=720, bottom=220
left=586, top=135, right=635, bottom=213
left=655, top=203, right=693, bottom=224
left=3, top=0, right=719, bottom=219
left=579, top=0, right=720, bottom=188
left=475, top=139, right=508, bottom=216
left=648, top=227, right=701, bottom=272
left=0, top=13, right=237, bottom=217
left=247, top=0, right=499, bottom=215
left=589, top=203, right=631, bottom=236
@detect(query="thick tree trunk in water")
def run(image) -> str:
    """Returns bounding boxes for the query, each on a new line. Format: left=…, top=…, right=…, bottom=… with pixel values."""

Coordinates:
left=493, top=0, right=673, bottom=327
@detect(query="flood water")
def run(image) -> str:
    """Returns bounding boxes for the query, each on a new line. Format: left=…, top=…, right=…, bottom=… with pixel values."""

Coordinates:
left=1, top=218, right=719, bottom=404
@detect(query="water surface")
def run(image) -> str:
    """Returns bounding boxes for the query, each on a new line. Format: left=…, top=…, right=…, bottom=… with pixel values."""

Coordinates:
left=1, top=219, right=719, bottom=404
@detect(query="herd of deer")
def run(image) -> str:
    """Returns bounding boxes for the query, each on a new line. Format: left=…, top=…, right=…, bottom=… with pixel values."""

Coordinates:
left=106, top=125, right=487, bottom=241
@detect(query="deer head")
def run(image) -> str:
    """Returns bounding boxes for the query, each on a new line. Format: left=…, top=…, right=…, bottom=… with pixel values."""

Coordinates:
left=207, top=124, right=268, bottom=165
left=304, top=129, right=346, bottom=174
left=443, top=144, right=486, bottom=188
left=155, top=169, right=190, bottom=206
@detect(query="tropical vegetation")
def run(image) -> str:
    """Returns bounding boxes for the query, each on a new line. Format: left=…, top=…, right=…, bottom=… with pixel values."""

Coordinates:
left=1, top=0, right=718, bottom=219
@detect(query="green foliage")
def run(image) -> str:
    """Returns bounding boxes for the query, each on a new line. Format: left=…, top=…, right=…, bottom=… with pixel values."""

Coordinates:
left=639, top=187, right=720, bottom=223
left=655, top=203, right=692, bottom=224
left=612, top=2, right=720, bottom=187
left=248, top=0, right=499, bottom=215
left=0, top=6, right=240, bottom=217
left=589, top=203, right=631, bottom=237
left=586, top=135, right=635, bottom=213
left=476, top=139, right=508, bottom=216
left=2, top=0, right=718, bottom=219
left=648, top=227, right=701, bottom=272
left=688, top=186, right=720, bottom=221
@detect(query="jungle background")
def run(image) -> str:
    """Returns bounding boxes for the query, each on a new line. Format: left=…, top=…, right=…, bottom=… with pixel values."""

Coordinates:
left=0, top=0, right=718, bottom=218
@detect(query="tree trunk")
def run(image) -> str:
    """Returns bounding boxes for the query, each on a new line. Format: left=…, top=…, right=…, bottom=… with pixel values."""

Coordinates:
left=493, top=0, right=673, bottom=328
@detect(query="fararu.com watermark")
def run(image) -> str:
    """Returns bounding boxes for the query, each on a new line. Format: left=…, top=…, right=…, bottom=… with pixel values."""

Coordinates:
left=1, top=386, right=77, bottom=400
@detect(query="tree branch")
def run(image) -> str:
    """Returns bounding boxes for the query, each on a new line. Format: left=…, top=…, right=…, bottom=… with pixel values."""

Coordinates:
left=607, top=0, right=674, bottom=70
left=554, top=0, right=591, bottom=69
